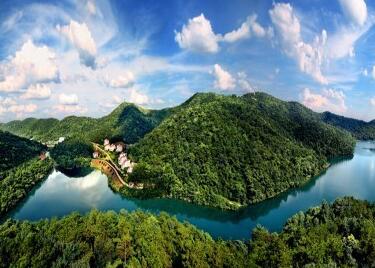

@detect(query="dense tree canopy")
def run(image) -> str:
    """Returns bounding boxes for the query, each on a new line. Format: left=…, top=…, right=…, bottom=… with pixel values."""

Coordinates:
left=0, top=103, right=171, bottom=144
left=0, top=130, right=45, bottom=173
left=0, top=158, right=53, bottom=216
left=129, top=93, right=355, bottom=209
left=322, top=111, right=375, bottom=140
left=50, top=138, right=93, bottom=170
left=0, top=197, right=374, bottom=267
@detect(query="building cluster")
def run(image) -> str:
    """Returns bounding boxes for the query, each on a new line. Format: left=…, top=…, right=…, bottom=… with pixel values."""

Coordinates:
left=103, top=138, right=125, bottom=152
left=118, top=152, right=134, bottom=173
left=92, top=138, right=135, bottom=174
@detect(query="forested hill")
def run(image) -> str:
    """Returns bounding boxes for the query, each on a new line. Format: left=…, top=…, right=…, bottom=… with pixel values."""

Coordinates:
left=0, top=130, right=45, bottom=173
left=129, top=92, right=356, bottom=209
left=1, top=197, right=374, bottom=267
left=322, top=111, right=375, bottom=140
left=0, top=103, right=172, bottom=144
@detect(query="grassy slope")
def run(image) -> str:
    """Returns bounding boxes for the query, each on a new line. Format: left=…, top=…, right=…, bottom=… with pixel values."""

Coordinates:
left=129, top=93, right=355, bottom=209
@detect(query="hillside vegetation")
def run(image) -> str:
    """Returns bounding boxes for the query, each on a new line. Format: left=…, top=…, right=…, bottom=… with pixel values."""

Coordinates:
left=0, top=130, right=45, bottom=173
left=0, top=92, right=358, bottom=209
left=322, top=111, right=375, bottom=140
left=0, top=103, right=171, bottom=144
left=0, top=197, right=374, bottom=267
left=129, top=93, right=355, bottom=209
left=0, top=130, right=53, bottom=216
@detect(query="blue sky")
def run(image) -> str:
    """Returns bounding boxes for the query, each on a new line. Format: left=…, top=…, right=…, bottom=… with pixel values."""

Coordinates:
left=0, top=0, right=374, bottom=121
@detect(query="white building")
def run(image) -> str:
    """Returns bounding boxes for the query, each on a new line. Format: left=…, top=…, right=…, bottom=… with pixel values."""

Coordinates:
left=58, top=137, right=65, bottom=143
left=93, top=151, right=99, bottom=158
left=104, top=139, right=110, bottom=146
left=116, top=144, right=123, bottom=152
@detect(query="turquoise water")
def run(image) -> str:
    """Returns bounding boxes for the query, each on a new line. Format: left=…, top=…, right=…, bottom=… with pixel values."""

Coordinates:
left=7, top=141, right=375, bottom=240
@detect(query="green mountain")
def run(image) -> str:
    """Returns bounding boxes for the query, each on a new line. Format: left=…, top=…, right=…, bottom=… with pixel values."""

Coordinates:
left=0, top=92, right=357, bottom=209
left=0, top=103, right=171, bottom=144
left=322, top=111, right=375, bottom=140
left=0, top=130, right=53, bottom=216
left=0, top=130, right=45, bottom=173
left=1, top=197, right=374, bottom=267
left=128, top=92, right=355, bottom=209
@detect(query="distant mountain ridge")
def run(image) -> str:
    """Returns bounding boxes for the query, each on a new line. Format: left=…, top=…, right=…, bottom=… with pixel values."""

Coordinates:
left=0, top=103, right=172, bottom=144
left=321, top=111, right=375, bottom=140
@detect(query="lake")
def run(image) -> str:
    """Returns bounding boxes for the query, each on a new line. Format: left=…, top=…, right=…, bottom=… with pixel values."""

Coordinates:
left=6, top=141, right=375, bottom=240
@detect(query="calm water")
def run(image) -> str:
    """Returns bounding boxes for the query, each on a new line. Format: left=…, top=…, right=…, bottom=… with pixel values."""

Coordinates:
left=6, top=141, right=375, bottom=240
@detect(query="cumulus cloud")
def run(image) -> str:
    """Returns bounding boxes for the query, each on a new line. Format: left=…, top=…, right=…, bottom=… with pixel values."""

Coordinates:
left=21, top=83, right=51, bottom=100
left=370, top=97, right=375, bottom=106
left=104, top=72, right=135, bottom=88
left=8, top=103, right=38, bottom=114
left=237, top=72, right=254, bottom=92
left=213, top=64, right=236, bottom=90
left=127, top=87, right=150, bottom=105
left=175, top=13, right=270, bottom=53
left=55, top=93, right=87, bottom=114
left=57, top=20, right=97, bottom=68
left=175, top=14, right=219, bottom=53
left=338, top=0, right=367, bottom=26
left=222, top=14, right=272, bottom=42
left=0, top=40, right=59, bottom=92
left=54, top=104, right=87, bottom=114
left=270, top=3, right=328, bottom=84
left=58, top=93, right=79, bottom=105
left=302, top=88, right=347, bottom=114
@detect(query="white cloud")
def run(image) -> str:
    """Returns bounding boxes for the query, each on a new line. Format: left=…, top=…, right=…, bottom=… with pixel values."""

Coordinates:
left=269, top=3, right=327, bottom=84
left=59, top=93, right=79, bottom=105
left=8, top=104, right=38, bottom=116
left=371, top=66, right=375, bottom=80
left=21, top=83, right=51, bottom=100
left=175, top=14, right=219, bottom=53
left=338, top=0, right=367, bottom=26
left=57, top=20, right=97, bottom=68
left=175, top=13, right=270, bottom=53
left=362, top=68, right=368, bottom=76
left=222, top=14, right=272, bottom=42
left=213, top=64, right=236, bottom=90
left=370, top=97, right=375, bottom=106
left=105, top=72, right=135, bottom=88
left=301, top=88, right=347, bottom=114
left=127, top=87, right=150, bottom=105
left=54, top=104, right=87, bottom=114
left=0, top=40, right=59, bottom=92
left=0, top=97, right=17, bottom=106
left=237, top=72, right=254, bottom=92
left=86, top=1, right=96, bottom=15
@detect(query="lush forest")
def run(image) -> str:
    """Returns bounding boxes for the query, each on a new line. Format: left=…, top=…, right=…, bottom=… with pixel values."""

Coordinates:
left=0, top=93, right=359, bottom=209
left=129, top=93, right=355, bottom=209
left=0, top=130, right=45, bottom=173
left=0, top=130, right=54, bottom=216
left=322, top=111, right=375, bottom=140
left=249, top=197, right=375, bottom=267
left=50, top=138, right=93, bottom=170
left=0, top=158, right=53, bottom=216
left=0, top=103, right=172, bottom=144
left=0, top=197, right=374, bottom=267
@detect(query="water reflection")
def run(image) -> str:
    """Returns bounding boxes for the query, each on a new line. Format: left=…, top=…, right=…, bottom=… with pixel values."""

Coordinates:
left=6, top=141, right=375, bottom=240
